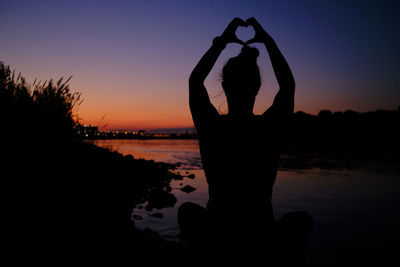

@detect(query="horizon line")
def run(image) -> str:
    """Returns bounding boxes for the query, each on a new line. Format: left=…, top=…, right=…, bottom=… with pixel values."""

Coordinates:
left=82, top=106, right=400, bottom=132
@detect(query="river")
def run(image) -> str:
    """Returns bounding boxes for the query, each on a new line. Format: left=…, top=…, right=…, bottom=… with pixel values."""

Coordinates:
left=91, top=139, right=400, bottom=265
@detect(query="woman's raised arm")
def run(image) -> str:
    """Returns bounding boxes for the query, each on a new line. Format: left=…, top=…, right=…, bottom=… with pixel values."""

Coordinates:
left=189, top=18, right=245, bottom=127
left=245, top=17, right=295, bottom=119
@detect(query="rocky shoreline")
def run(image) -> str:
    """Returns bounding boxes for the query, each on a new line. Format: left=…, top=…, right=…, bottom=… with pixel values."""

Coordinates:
left=1, top=141, right=196, bottom=266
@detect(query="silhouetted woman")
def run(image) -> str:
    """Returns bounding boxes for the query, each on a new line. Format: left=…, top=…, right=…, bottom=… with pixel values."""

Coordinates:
left=179, top=18, right=312, bottom=260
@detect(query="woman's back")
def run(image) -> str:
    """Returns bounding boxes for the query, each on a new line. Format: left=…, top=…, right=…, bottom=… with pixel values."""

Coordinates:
left=186, top=17, right=295, bottom=226
left=198, top=113, right=279, bottom=225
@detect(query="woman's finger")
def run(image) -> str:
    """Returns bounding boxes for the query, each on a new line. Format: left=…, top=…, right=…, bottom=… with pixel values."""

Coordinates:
left=231, top=17, right=245, bottom=27
left=232, top=38, right=245, bottom=45
left=225, top=18, right=244, bottom=35
left=245, top=17, right=264, bottom=33
left=245, top=38, right=257, bottom=45
left=245, top=17, right=258, bottom=27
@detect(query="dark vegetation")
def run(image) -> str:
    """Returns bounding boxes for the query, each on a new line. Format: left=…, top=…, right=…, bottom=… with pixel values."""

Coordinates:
left=282, top=109, right=400, bottom=156
left=0, top=62, right=190, bottom=266
left=279, top=108, right=400, bottom=171
left=0, top=62, right=80, bottom=143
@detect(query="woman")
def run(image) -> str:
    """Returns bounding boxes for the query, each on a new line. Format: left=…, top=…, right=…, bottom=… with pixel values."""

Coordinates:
left=179, top=18, right=312, bottom=253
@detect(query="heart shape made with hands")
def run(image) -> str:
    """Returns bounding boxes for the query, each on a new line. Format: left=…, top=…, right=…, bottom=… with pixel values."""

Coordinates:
left=235, top=24, right=256, bottom=45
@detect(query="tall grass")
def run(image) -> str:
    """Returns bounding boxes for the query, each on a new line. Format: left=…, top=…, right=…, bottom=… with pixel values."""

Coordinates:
left=0, top=61, right=81, bottom=143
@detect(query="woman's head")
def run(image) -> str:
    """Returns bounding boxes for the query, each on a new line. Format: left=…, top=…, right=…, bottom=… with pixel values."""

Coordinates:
left=222, top=46, right=261, bottom=114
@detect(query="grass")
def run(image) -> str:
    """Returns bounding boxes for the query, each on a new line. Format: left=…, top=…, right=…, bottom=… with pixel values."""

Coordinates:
left=0, top=61, right=189, bottom=266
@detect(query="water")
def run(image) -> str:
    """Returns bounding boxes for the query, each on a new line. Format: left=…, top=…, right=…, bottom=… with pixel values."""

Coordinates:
left=91, top=139, right=400, bottom=264
left=91, top=139, right=207, bottom=240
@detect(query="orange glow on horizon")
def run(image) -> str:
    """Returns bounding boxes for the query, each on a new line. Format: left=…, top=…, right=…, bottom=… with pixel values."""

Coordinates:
left=77, top=97, right=195, bottom=130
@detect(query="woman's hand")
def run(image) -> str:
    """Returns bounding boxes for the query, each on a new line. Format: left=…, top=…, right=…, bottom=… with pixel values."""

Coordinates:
left=220, top=17, right=246, bottom=45
left=244, top=17, right=272, bottom=45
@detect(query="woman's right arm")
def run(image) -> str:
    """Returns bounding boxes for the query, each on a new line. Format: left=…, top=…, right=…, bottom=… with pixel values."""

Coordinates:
left=189, top=18, right=245, bottom=128
left=188, top=40, right=224, bottom=122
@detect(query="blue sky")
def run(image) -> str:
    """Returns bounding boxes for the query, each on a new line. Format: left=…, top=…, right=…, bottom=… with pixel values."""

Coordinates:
left=1, top=0, right=399, bottom=129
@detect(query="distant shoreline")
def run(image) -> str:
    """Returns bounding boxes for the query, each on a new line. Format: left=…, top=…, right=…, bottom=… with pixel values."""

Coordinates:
left=81, top=133, right=198, bottom=140
left=75, top=125, right=197, bottom=140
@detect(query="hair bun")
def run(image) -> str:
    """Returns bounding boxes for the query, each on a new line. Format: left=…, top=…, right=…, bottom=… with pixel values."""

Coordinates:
left=239, top=46, right=259, bottom=61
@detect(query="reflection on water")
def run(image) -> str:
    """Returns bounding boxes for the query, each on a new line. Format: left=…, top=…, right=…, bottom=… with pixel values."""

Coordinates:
left=92, top=139, right=202, bottom=169
left=92, top=139, right=400, bottom=265
left=91, top=139, right=207, bottom=240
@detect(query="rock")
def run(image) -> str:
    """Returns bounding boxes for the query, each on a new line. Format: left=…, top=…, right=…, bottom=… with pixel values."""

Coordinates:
left=150, top=213, right=164, bottom=219
left=124, top=154, right=134, bottom=161
left=147, top=189, right=177, bottom=209
left=132, top=215, right=143, bottom=220
left=180, top=185, right=196, bottom=194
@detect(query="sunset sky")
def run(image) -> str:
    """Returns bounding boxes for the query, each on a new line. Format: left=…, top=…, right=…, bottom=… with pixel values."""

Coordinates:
left=1, top=0, right=399, bottom=130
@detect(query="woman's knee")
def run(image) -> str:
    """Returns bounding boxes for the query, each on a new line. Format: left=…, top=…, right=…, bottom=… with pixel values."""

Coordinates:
left=276, top=211, right=314, bottom=247
left=178, top=202, right=206, bottom=221
left=280, top=211, right=313, bottom=229
left=177, top=202, right=207, bottom=242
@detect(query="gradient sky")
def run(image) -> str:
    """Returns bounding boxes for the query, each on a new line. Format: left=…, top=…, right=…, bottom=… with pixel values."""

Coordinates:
left=1, top=0, right=399, bottom=130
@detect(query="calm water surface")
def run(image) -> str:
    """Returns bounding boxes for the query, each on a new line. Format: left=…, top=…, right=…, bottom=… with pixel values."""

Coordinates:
left=92, top=139, right=400, bottom=264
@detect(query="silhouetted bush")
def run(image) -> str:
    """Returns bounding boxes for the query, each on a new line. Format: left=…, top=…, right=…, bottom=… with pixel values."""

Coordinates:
left=281, top=108, right=400, bottom=159
left=0, top=61, right=81, bottom=145
left=1, top=61, right=189, bottom=266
